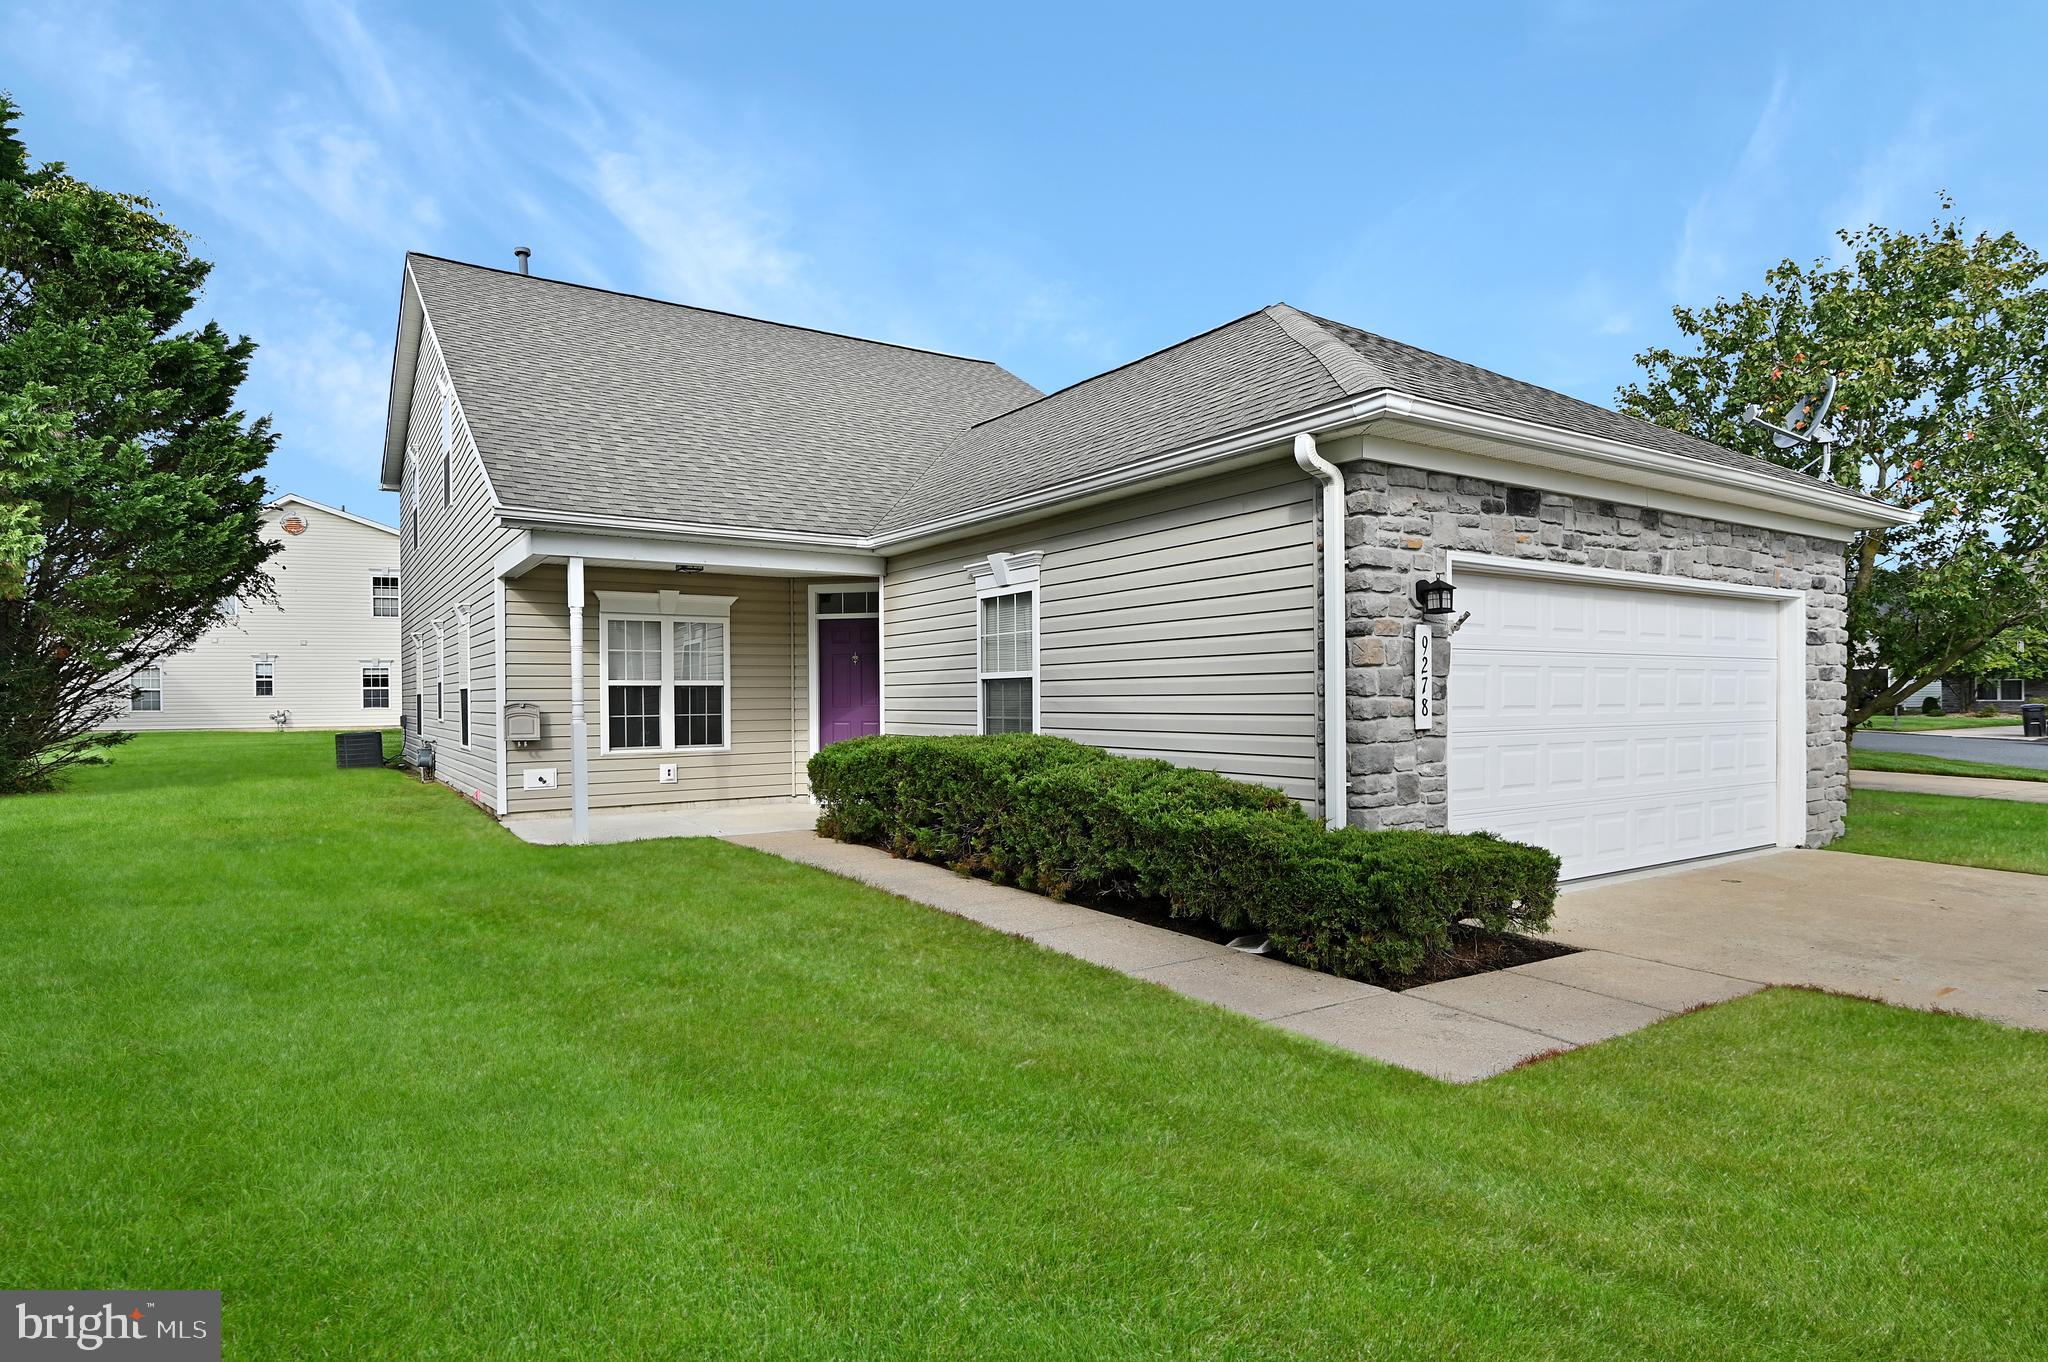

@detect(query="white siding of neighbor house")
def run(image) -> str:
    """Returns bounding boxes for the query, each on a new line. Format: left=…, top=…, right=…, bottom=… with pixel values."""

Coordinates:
left=395, top=326, right=521, bottom=810
left=107, top=499, right=402, bottom=731
left=881, top=459, right=1324, bottom=810
left=500, top=565, right=840, bottom=815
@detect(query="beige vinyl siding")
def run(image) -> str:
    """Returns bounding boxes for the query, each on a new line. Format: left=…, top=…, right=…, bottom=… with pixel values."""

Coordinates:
left=106, top=501, right=402, bottom=731
left=501, top=566, right=821, bottom=815
left=882, top=459, right=1323, bottom=809
left=395, top=329, right=520, bottom=807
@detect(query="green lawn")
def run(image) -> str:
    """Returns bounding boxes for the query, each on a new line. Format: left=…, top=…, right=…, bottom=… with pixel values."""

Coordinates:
left=2, top=734, right=2044, bottom=1360
left=1850, top=746, right=2048, bottom=783
left=1832, top=788, right=2048, bottom=876
left=1857, top=713, right=2021, bottom=732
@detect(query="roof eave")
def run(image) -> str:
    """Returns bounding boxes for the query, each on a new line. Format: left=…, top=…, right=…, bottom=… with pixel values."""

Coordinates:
left=1369, top=392, right=1917, bottom=533
left=377, top=259, right=427, bottom=492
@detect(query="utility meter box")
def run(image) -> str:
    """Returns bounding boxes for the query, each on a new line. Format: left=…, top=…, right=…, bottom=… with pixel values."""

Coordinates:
left=505, top=702, right=544, bottom=744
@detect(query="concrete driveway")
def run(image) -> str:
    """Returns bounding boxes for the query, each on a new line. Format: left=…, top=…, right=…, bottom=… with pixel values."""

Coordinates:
left=1548, top=850, right=2048, bottom=1031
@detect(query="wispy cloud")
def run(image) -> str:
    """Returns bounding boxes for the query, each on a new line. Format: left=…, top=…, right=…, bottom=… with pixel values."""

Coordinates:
left=1667, top=69, right=1791, bottom=300
left=1563, top=272, right=1636, bottom=337
left=1830, top=99, right=1945, bottom=235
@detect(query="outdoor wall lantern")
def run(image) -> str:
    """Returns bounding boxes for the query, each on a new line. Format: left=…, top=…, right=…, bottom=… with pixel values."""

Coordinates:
left=1413, top=577, right=1455, bottom=616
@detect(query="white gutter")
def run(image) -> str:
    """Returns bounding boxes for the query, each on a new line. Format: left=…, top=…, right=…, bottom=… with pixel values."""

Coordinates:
left=1293, top=432, right=1347, bottom=831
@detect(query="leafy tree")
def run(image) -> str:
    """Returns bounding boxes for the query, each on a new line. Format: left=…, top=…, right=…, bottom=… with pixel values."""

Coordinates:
left=1959, top=622, right=2048, bottom=682
left=1618, top=198, right=2048, bottom=737
left=0, top=95, right=277, bottom=792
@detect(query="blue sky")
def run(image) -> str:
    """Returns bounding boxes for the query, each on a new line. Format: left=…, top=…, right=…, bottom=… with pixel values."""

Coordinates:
left=6, top=1, right=2042, bottom=524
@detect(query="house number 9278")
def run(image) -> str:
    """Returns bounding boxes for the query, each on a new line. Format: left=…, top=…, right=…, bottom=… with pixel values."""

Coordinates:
left=1413, top=623, right=1434, bottom=732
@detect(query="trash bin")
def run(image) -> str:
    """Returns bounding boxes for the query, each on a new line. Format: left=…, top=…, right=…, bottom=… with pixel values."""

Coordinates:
left=335, top=730, right=385, bottom=768
left=2023, top=704, right=2046, bottom=738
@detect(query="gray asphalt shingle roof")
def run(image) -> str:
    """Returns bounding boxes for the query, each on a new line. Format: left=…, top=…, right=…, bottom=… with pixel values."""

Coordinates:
left=1297, top=311, right=1827, bottom=491
left=878, top=309, right=1347, bottom=532
left=403, top=257, right=1854, bottom=541
left=406, top=255, right=1041, bottom=537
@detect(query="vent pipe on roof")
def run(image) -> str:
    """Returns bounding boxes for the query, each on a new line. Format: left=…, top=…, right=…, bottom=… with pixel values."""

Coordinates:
left=514, top=247, right=531, bottom=275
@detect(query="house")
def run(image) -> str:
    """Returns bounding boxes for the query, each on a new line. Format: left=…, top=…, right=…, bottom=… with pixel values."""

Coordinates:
left=110, top=495, right=402, bottom=731
left=380, top=254, right=1910, bottom=879
left=1942, top=674, right=2047, bottom=713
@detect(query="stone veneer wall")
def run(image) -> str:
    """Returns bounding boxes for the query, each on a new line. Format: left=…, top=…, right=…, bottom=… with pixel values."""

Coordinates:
left=1341, top=457, right=1853, bottom=846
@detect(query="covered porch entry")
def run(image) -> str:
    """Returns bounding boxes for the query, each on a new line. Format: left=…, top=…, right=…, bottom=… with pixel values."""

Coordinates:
left=492, top=527, right=882, bottom=842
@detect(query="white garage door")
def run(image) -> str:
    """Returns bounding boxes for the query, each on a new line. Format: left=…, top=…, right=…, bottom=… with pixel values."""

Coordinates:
left=1447, top=570, right=1782, bottom=880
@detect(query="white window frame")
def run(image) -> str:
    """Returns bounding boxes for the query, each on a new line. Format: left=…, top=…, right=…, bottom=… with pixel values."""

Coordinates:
left=457, top=607, right=472, bottom=748
left=596, top=590, right=737, bottom=755
left=371, top=570, right=400, bottom=618
left=1976, top=677, right=2025, bottom=703
left=431, top=622, right=446, bottom=721
left=438, top=380, right=454, bottom=508
left=966, top=552, right=1041, bottom=735
left=361, top=661, right=392, bottom=710
left=253, top=656, right=276, bottom=698
left=130, top=665, right=164, bottom=713
left=806, top=580, right=884, bottom=756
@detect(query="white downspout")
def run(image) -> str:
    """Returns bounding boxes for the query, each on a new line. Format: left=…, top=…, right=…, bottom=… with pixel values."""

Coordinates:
left=1294, top=433, right=1347, bottom=831
left=567, top=555, right=589, bottom=844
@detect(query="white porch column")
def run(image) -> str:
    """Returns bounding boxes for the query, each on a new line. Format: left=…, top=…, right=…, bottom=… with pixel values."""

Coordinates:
left=567, top=555, right=590, bottom=844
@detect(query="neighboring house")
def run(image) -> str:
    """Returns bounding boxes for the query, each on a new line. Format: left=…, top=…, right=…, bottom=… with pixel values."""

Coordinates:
left=110, top=495, right=402, bottom=732
left=380, top=254, right=1909, bottom=879
left=1942, top=674, right=2048, bottom=713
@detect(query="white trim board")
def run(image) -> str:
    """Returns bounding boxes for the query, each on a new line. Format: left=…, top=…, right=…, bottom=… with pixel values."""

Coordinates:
left=971, top=553, right=1041, bottom=735
left=594, top=592, right=737, bottom=756
left=1443, top=551, right=1810, bottom=856
left=805, top=580, right=883, bottom=758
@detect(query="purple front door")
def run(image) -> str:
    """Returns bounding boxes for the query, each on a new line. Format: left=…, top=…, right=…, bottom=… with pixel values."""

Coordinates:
left=818, top=617, right=880, bottom=746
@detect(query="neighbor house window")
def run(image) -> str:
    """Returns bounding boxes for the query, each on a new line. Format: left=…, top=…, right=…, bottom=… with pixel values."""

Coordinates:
left=130, top=666, right=163, bottom=712
left=979, top=590, right=1035, bottom=734
left=597, top=592, right=737, bottom=753
left=372, top=573, right=400, bottom=617
left=217, top=596, right=239, bottom=620
left=1976, top=678, right=2025, bottom=702
left=254, top=659, right=274, bottom=697
left=363, top=665, right=391, bottom=709
left=605, top=618, right=664, bottom=749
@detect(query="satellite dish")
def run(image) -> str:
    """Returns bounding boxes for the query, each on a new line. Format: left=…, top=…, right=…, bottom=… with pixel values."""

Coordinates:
left=1743, top=369, right=1844, bottom=477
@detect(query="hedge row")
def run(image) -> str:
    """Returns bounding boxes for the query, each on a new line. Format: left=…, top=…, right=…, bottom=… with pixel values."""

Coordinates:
left=808, top=734, right=1559, bottom=979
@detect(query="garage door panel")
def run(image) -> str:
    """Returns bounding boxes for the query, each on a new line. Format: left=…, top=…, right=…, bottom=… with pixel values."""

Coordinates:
left=1449, top=571, right=1782, bottom=879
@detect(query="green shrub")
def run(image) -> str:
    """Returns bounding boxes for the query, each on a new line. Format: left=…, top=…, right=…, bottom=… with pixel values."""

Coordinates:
left=809, top=735, right=1560, bottom=981
left=1921, top=696, right=1944, bottom=716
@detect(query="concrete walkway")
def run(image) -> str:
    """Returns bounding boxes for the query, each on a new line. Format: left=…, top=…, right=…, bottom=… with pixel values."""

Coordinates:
left=1551, top=849, right=2048, bottom=1031
left=508, top=797, right=818, bottom=845
left=1852, top=769, right=2048, bottom=802
left=727, top=831, right=1759, bottom=1083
